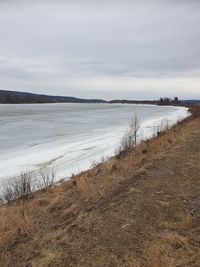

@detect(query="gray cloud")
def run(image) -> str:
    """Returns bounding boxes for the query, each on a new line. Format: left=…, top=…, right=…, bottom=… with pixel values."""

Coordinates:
left=0, top=0, right=200, bottom=99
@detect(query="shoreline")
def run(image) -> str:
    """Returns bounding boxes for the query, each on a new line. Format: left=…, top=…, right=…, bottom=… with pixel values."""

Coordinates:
left=0, top=105, right=189, bottom=181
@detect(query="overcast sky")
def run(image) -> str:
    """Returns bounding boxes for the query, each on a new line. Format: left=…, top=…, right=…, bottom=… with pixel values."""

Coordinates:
left=0, top=0, right=200, bottom=100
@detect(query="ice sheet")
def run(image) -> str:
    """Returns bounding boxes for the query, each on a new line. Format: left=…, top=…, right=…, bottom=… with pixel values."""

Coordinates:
left=0, top=103, right=189, bottom=181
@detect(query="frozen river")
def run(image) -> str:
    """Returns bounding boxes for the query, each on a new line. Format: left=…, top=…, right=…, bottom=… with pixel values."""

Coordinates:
left=0, top=103, right=188, bottom=180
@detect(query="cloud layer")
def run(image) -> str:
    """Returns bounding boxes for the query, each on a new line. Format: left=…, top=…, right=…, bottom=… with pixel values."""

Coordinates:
left=0, top=0, right=200, bottom=99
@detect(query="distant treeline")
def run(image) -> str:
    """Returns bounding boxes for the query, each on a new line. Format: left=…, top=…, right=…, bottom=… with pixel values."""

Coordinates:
left=182, top=99, right=200, bottom=105
left=0, top=90, right=105, bottom=104
left=109, top=99, right=158, bottom=105
left=0, top=90, right=199, bottom=106
left=109, top=97, right=186, bottom=106
left=158, top=97, right=181, bottom=105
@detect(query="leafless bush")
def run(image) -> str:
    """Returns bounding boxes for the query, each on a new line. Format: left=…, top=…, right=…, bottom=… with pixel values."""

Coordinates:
left=0, top=171, right=35, bottom=205
left=13, top=171, right=34, bottom=200
left=37, top=167, right=55, bottom=190
left=90, top=159, right=100, bottom=168
left=117, top=115, right=140, bottom=153
left=0, top=167, right=56, bottom=205
left=156, top=119, right=170, bottom=136
left=0, top=179, right=15, bottom=204
left=90, top=155, right=109, bottom=168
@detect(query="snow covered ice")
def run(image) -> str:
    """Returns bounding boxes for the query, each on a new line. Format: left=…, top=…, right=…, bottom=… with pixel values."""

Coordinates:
left=0, top=103, right=188, bottom=181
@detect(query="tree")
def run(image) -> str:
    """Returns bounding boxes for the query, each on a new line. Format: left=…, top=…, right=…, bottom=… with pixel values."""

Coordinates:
left=174, top=97, right=179, bottom=104
left=120, top=115, right=140, bottom=151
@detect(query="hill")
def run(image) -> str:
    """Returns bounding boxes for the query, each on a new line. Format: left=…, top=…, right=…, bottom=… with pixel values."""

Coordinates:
left=0, top=90, right=105, bottom=104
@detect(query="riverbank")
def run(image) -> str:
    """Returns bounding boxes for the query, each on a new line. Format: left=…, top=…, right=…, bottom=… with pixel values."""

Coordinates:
left=0, top=106, right=200, bottom=266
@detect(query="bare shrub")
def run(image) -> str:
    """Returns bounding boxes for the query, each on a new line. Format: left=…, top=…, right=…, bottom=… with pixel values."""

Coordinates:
left=12, top=171, right=34, bottom=200
left=118, top=115, right=140, bottom=153
left=156, top=119, right=170, bottom=136
left=37, top=167, right=56, bottom=190
left=0, top=179, right=15, bottom=204
left=0, top=171, right=35, bottom=220
left=90, top=155, right=109, bottom=169
left=0, top=171, right=34, bottom=205
left=0, top=167, right=56, bottom=205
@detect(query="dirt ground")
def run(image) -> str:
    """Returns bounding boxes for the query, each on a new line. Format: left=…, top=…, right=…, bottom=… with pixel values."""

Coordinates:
left=0, top=113, right=200, bottom=267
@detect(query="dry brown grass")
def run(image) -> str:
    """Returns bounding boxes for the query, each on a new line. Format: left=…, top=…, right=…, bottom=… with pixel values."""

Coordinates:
left=181, top=209, right=193, bottom=230
left=0, top=204, right=34, bottom=240
left=32, top=249, right=62, bottom=267
left=0, top=202, right=36, bottom=266
left=143, top=230, right=200, bottom=267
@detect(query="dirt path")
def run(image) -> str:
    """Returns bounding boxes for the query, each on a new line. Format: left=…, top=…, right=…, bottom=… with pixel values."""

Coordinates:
left=43, top=118, right=199, bottom=266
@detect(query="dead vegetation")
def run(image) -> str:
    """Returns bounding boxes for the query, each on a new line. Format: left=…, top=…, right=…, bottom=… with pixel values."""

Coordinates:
left=118, top=115, right=140, bottom=153
left=0, top=106, right=200, bottom=266
left=0, top=167, right=55, bottom=205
